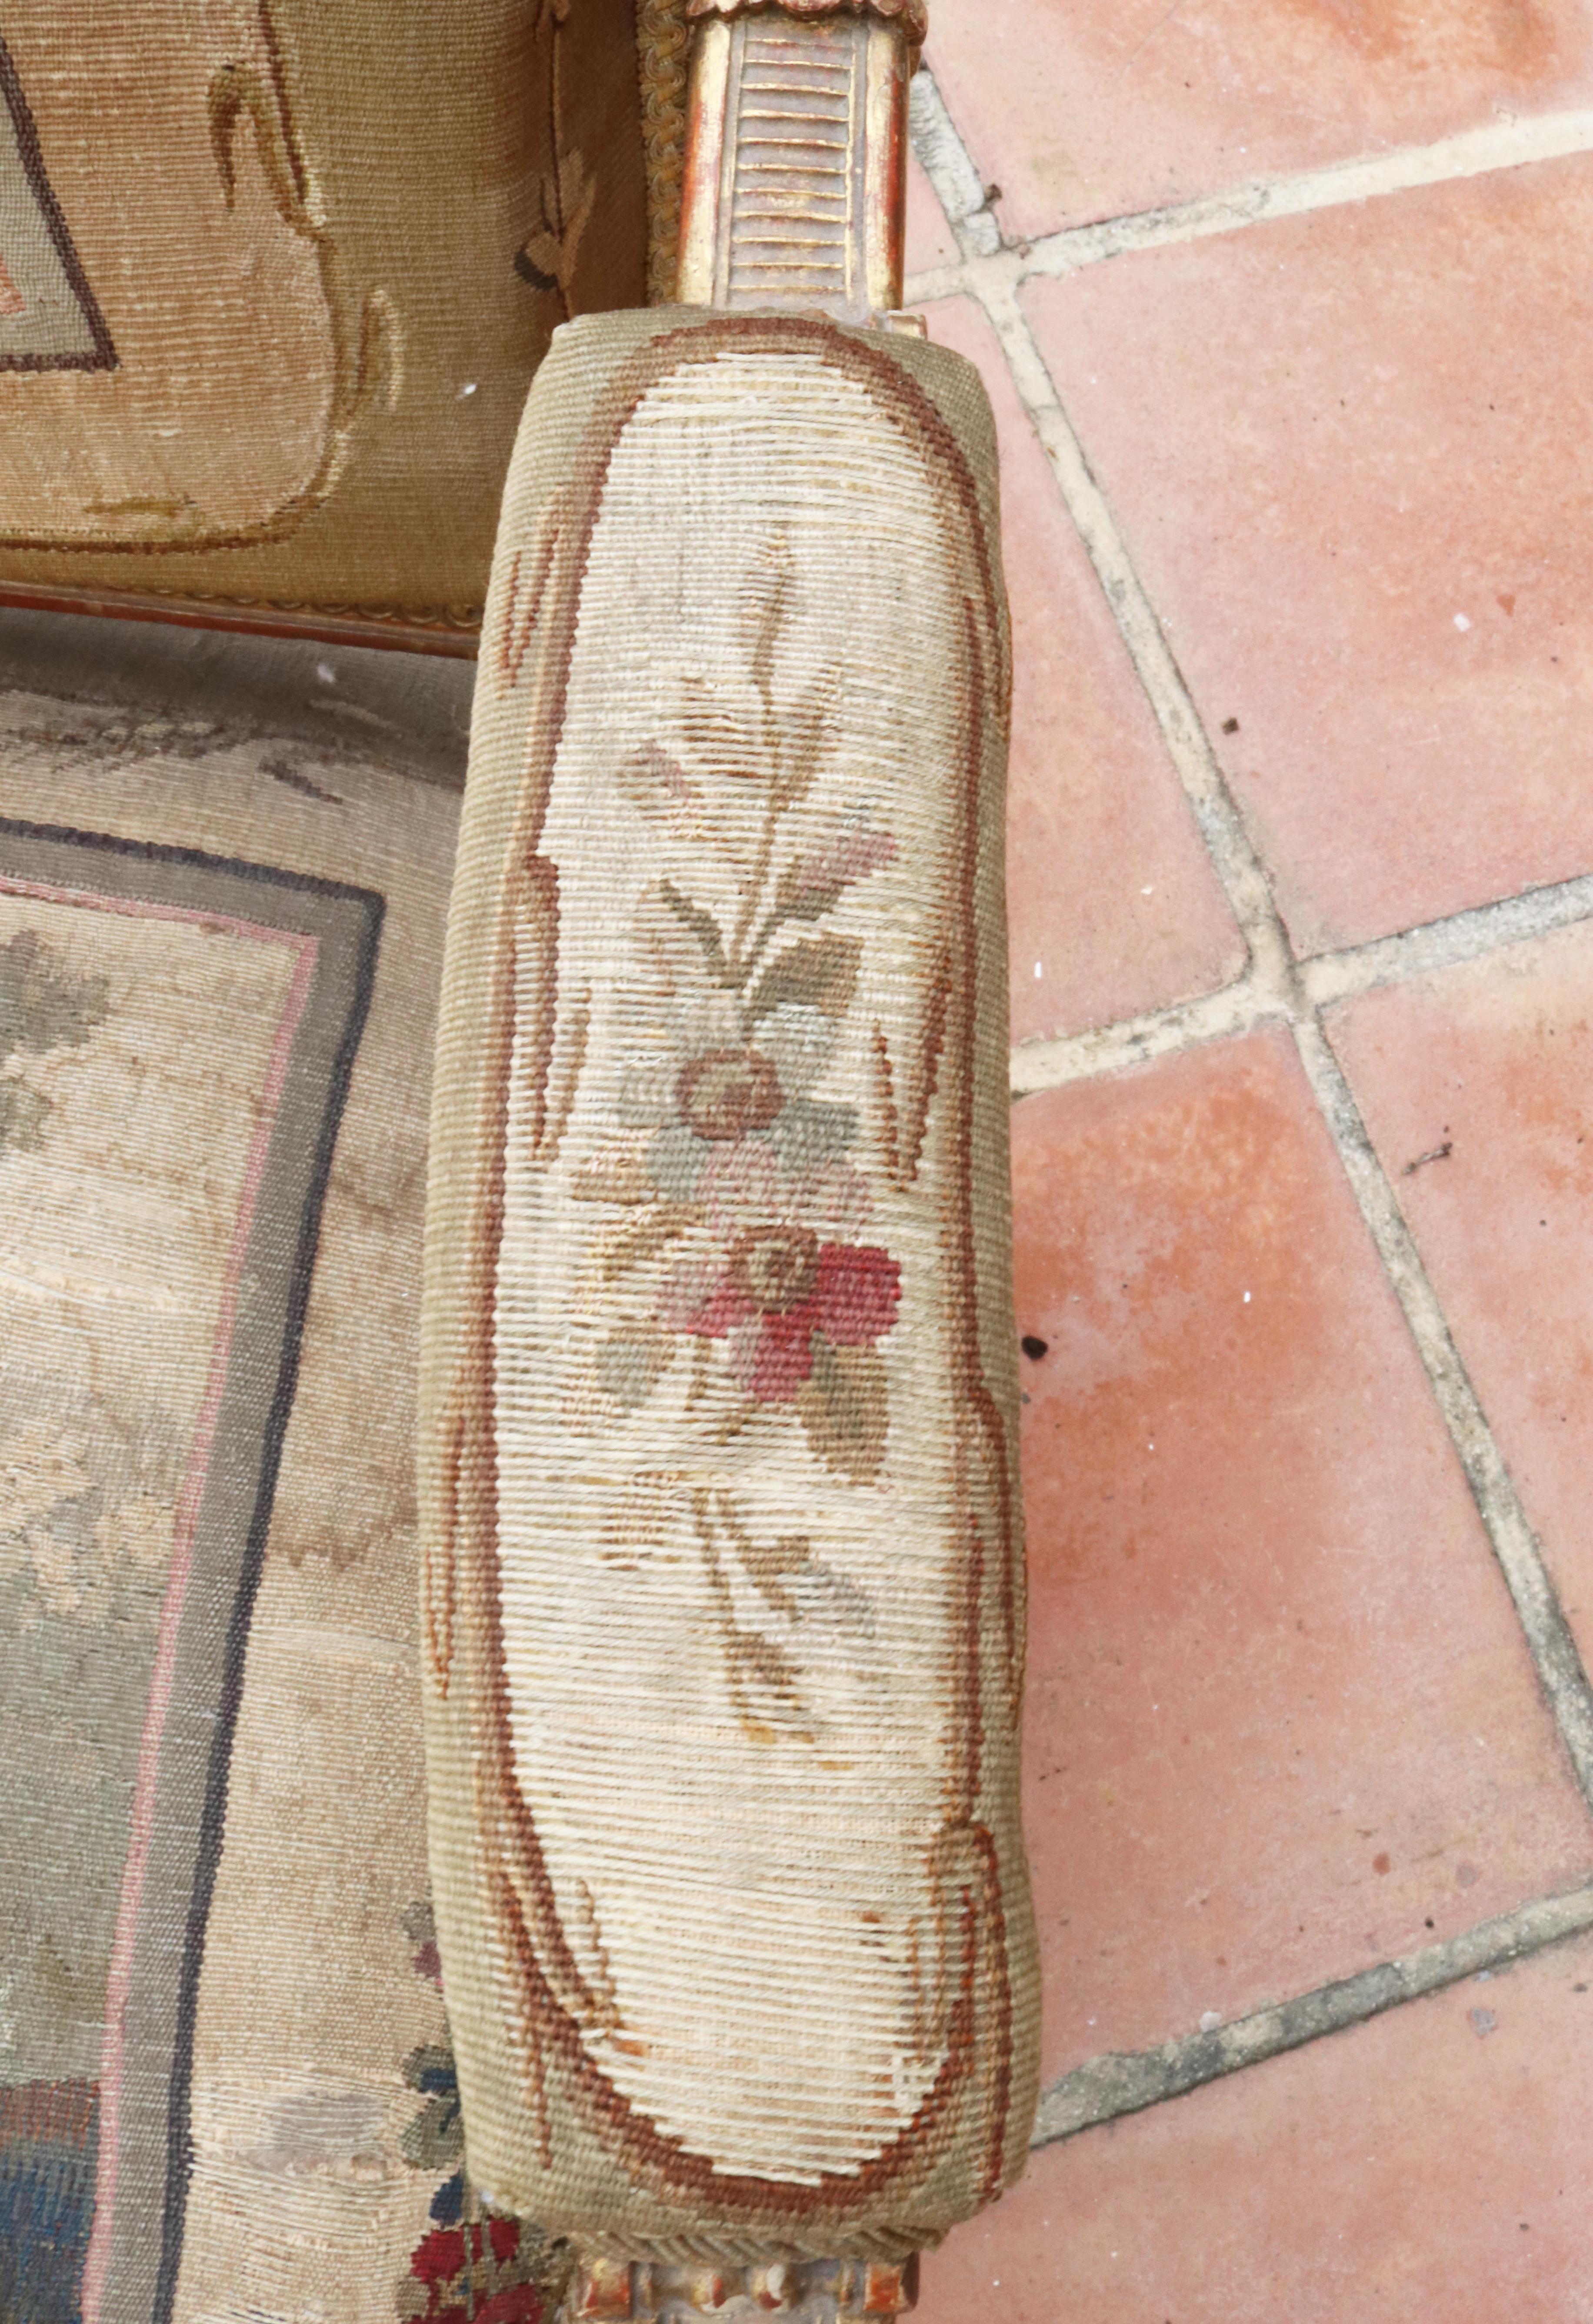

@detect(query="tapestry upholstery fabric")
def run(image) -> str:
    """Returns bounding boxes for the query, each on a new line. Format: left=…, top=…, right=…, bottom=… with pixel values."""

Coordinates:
left=419, top=307, right=1041, bottom=2261
left=0, top=689, right=499, bottom=2324
left=0, top=0, right=647, bottom=632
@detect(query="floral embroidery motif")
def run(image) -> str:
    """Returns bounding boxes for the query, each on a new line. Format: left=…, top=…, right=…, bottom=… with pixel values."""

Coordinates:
left=571, top=538, right=905, bottom=1493
left=404, top=2215, right=543, bottom=2324
left=671, top=1230, right=900, bottom=1404
left=0, top=929, right=110, bottom=1157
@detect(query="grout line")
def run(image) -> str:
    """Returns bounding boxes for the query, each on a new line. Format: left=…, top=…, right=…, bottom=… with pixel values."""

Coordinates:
left=1021, top=105, right=1593, bottom=275
left=1031, top=1879, right=1593, bottom=2148
left=1012, top=971, right=1275, bottom=1098
left=1300, top=871, right=1593, bottom=1009
left=903, top=257, right=972, bottom=307
left=1013, top=868, right=1593, bottom=1096
left=907, top=66, right=1002, bottom=258
left=908, top=97, right=1593, bottom=307
left=972, top=273, right=1292, bottom=985
left=1294, top=1010, right=1593, bottom=1796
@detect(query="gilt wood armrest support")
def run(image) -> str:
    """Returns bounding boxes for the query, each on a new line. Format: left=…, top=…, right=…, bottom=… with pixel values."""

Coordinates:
left=676, top=0, right=920, bottom=326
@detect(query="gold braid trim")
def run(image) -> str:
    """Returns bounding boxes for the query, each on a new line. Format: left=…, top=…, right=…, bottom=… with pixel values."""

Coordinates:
left=636, top=0, right=693, bottom=303
left=685, top=0, right=928, bottom=47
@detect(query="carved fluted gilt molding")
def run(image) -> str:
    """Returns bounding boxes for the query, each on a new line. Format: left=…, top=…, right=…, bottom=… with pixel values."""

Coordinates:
left=675, top=0, right=918, bottom=321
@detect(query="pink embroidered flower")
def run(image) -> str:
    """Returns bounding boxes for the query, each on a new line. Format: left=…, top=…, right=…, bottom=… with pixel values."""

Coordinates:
left=699, top=1134, right=873, bottom=1244
left=675, top=1229, right=901, bottom=1402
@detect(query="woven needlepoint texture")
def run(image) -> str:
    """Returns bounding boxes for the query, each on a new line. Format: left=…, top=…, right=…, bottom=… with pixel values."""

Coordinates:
left=0, top=0, right=645, bottom=624
left=419, top=308, right=1040, bottom=2260
left=0, top=693, right=479, bottom=2324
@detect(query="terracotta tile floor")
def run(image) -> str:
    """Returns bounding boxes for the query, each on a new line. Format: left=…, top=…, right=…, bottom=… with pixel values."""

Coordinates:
left=1014, top=1028, right=1591, bottom=2083
left=925, top=0, right=1593, bottom=242
left=1020, top=156, right=1593, bottom=955
left=906, top=12, right=1593, bottom=2314
left=927, top=294, right=1244, bottom=1044
left=1329, top=923, right=1593, bottom=1675
left=919, top=1930, right=1593, bottom=2323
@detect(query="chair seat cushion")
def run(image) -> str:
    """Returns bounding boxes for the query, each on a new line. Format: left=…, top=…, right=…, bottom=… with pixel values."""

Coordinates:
left=0, top=666, right=505, bottom=2324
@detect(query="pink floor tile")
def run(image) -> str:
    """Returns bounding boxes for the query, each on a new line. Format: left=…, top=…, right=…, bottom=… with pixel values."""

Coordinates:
left=1330, top=919, right=1593, bottom=1666
left=1012, top=1027, right=1593, bottom=2084
left=925, top=0, right=1593, bottom=243
left=925, top=295, right=1244, bottom=1042
left=1023, top=157, right=1593, bottom=954
left=906, top=150, right=961, bottom=275
left=919, top=1931, right=1593, bottom=2322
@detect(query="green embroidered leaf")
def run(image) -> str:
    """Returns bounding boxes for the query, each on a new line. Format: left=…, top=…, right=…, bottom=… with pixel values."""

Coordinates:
left=0, top=931, right=110, bottom=1060
left=745, top=535, right=793, bottom=715
left=772, top=674, right=839, bottom=812
left=797, top=1340, right=887, bottom=1485
left=595, top=1204, right=695, bottom=1283
left=595, top=1327, right=675, bottom=1408
left=401, top=2042, right=456, bottom=2094
left=656, top=881, right=735, bottom=988
left=400, top=2094, right=464, bottom=2171
left=0, top=1081, right=50, bottom=1155
left=747, top=934, right=861, bottom=1026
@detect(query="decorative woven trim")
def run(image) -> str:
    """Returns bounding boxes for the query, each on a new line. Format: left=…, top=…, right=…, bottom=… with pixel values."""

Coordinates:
left=636, top=0, right=693, bottom=302
left=0, top=577, right=481, bottom=657
left=160, top=591, right=480, bottom=630
left=685, top=0, right=928, bottom=47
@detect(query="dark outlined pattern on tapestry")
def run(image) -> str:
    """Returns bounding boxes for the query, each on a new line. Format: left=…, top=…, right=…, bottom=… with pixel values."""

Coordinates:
left=0, top=35, right=116, bottom=372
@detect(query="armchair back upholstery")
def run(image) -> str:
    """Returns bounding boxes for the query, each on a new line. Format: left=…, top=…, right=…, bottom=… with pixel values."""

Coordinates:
left=0, top=0, right=653, bottom=643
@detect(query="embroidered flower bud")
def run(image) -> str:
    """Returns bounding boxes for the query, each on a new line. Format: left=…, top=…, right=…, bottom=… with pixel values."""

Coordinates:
left=675, top=1048, right=783, bottom=1142
left=730, top=1224, right=820, bottom=1314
